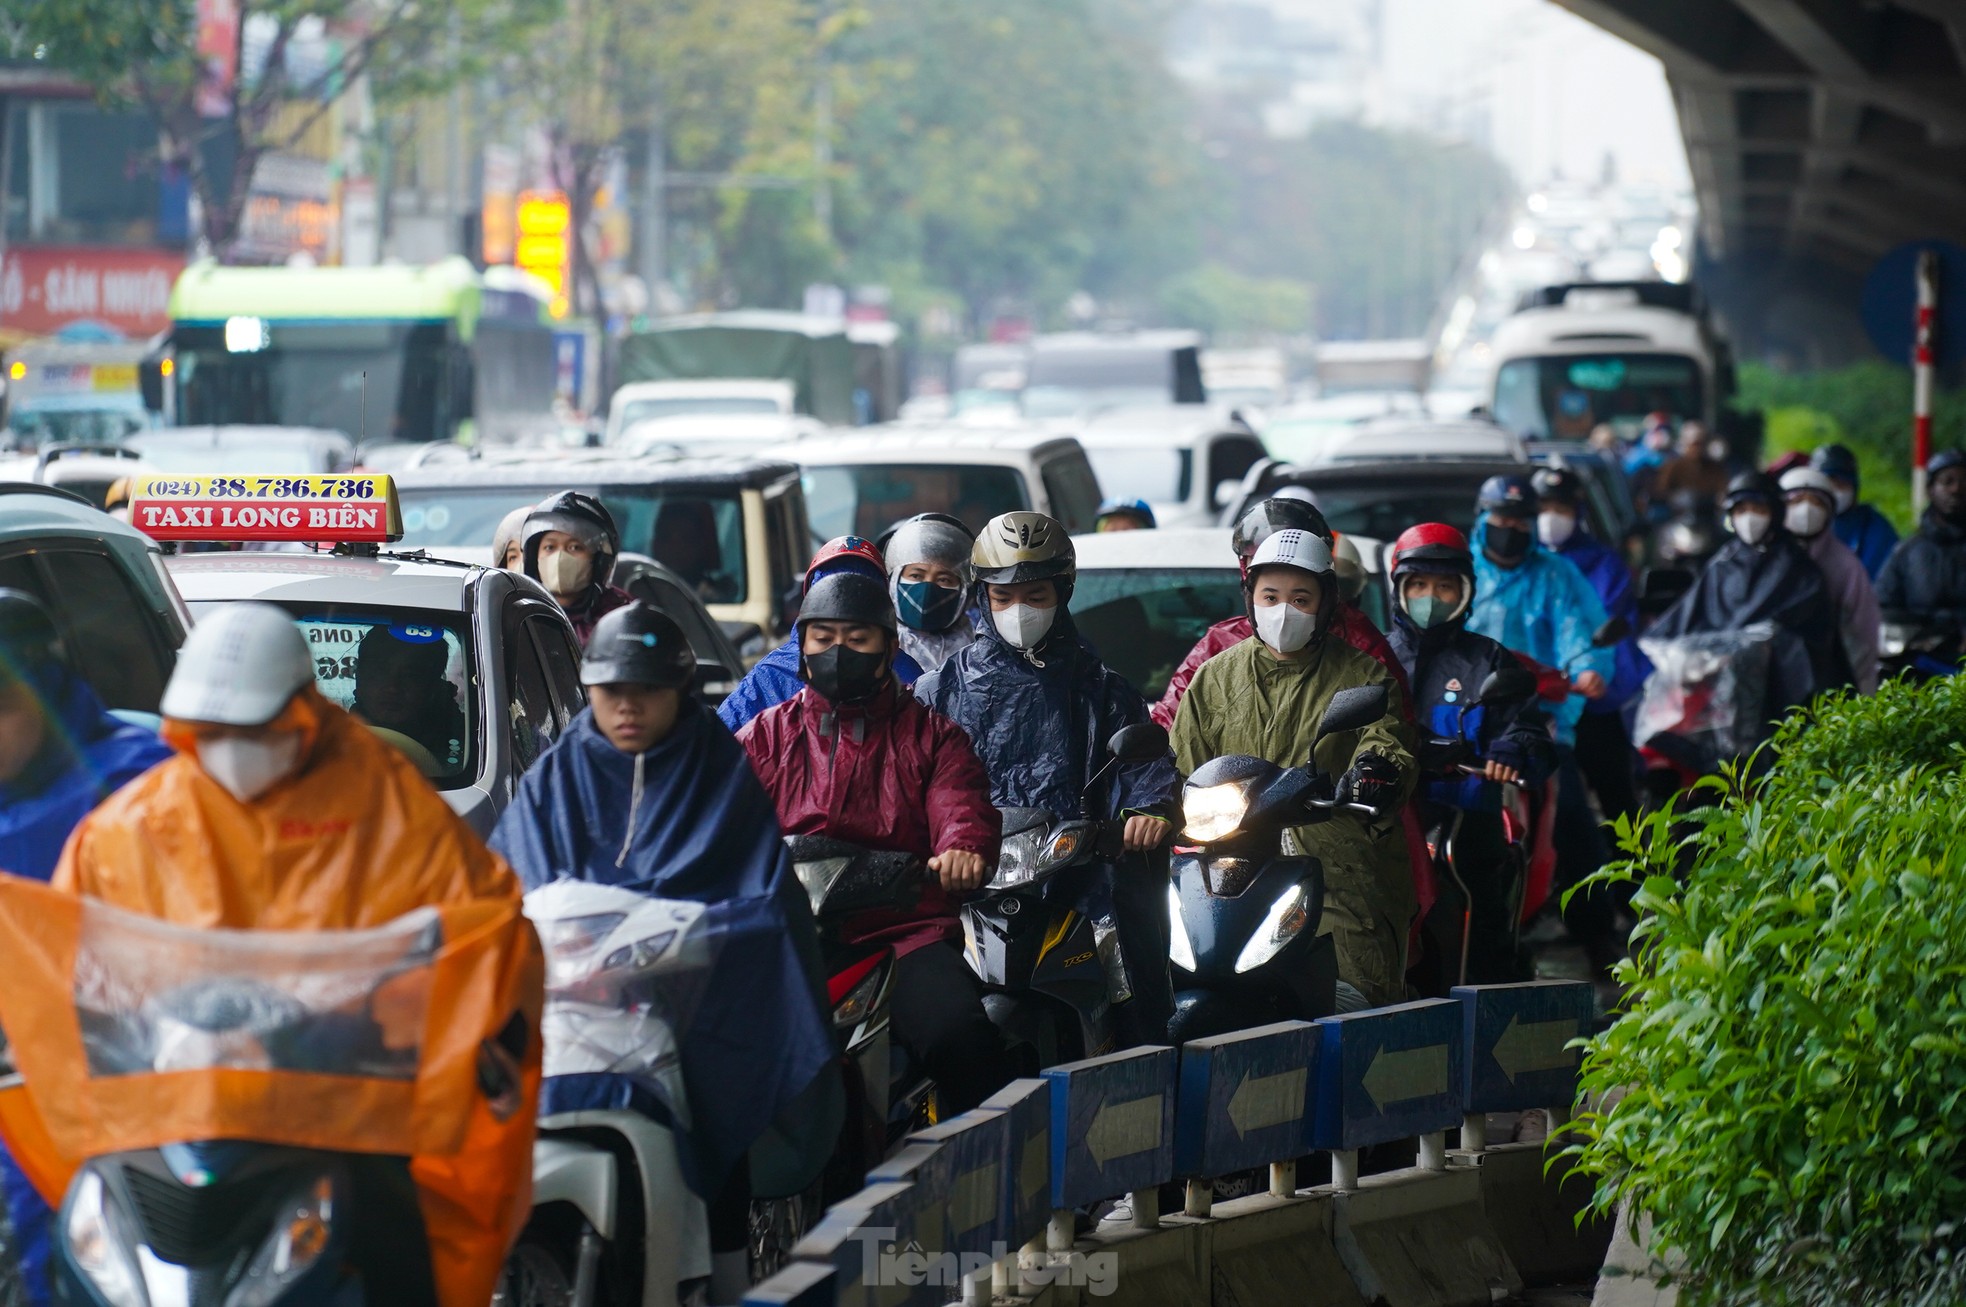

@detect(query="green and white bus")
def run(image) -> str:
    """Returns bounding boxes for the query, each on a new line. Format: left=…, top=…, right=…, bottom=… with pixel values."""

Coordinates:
left=146, top=258, right=559, bottom=446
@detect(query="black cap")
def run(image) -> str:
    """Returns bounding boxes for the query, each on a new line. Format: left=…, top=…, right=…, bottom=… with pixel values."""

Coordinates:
left=1723, top=471, right=1778, bottom=511
left=580, top=603, right=696, bottom=690
left=0, top=588, right=62, bottom=689
left=798, top=572, right=897, bottom=634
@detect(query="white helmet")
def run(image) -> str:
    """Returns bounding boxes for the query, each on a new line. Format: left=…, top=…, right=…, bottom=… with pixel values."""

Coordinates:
left=1247, top=528, right=1334, bottom=577
left=1778, top=466, right=1837, bottom=502
left=161, top=603, right=314, bottom=727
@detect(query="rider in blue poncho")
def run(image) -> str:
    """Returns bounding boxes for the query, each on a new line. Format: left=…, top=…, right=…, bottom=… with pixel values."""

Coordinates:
left=0, top=589, right=170, bottom=1306
left=490, top=603, right=839, bottom=1300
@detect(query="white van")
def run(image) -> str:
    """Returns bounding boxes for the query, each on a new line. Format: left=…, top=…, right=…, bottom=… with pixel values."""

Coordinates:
left=604, top=379, right=797, bottom=444
left=762, top=425, right=1104, bottom=544
left=1070, top=405, right=1268, bottom=528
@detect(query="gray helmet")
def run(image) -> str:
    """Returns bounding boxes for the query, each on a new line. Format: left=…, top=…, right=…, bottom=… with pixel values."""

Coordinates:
left=883, top=513, right=975, bottom=584
left=972, top=510, right=1075, bottom=595
left=581, top=603, right=696, bottom=690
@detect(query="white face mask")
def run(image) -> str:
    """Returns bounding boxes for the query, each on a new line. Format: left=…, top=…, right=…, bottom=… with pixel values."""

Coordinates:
left=1731, top=510, right=1772, bottom=547
left=1253, top=601, right=1320, bottom=654
left=198, top=733, right=303, bottom=802
left=1785, top=500, right=1830, bottom=539
left=992, top=603, right=1056, bottom=650
left=1832, top=486, right=1856, bottom=515
left=1536, top=511, right=1577, bottom=549
left=538, top=550, right=593, bottom=596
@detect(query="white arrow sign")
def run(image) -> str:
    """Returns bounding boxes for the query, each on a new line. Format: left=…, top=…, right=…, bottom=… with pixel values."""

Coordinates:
left=1360, top=1044, right=1449, bottom=1112
left=1226, top=1067, right=1307, bottom=1138
left=948, top=1162, right=1000, bottom=1237
left=1086, top=1093, right=1162, bottom=1169
left=1491, top=1013, right=1578, bottom=1083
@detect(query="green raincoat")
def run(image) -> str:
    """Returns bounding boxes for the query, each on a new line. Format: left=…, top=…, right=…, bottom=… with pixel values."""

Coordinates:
left=1170, top=634, right=1417, bottom=1006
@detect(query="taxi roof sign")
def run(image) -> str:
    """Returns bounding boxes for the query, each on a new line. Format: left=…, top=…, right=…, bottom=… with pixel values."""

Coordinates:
left=129, top=474, right=404, bottom=544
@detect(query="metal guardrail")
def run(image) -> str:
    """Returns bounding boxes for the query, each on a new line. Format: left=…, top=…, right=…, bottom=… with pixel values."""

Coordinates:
left=750, top=980, right=1594, bottom=1307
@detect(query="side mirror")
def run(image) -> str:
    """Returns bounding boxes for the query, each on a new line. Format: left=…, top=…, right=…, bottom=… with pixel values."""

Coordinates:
left=1592, top=615, right=1631, bottom=647
left=1315, top=684, right=1389, bottom=740
left=1108, top=722, right=1169, bottom=763
left=1473, top=664, right=1538, bottom=707
left=138, top=359, right=167, bottom=413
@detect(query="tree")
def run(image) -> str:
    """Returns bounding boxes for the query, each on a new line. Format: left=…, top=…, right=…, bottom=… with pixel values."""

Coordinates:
left=12, top=0, right=551, bottom=257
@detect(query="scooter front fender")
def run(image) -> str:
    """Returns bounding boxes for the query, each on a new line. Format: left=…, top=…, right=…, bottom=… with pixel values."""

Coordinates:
left=531, top=1137, right=619, bottom=1240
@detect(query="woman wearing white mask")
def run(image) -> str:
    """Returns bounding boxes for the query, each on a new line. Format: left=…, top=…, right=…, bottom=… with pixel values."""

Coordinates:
left=1168, top=528, right=1417, bottom=1007
left=1780, top=466, right=1880, bottom=693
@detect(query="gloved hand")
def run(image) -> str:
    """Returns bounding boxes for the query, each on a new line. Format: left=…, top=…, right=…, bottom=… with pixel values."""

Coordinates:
left=1335, top=752, right=1402, bottom=817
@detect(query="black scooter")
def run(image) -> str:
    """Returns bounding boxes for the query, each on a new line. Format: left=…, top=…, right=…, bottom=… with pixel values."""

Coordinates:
left=963, top=723, right=1170, bottom=1068
left=1166, top=684, right=1389, bottom=1042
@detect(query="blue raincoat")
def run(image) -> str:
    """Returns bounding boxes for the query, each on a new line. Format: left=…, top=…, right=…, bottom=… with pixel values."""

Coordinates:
left=717, top=636, right=924, bottom=733
left=1468, top=522, right=1614, bottom=748
left=489, top=701, right=838, bottom=1196
left=1834, top=501, right=1900, bottom=580
left=0, top=670, right=169, bottom=1306
left=1553, top=529, right=1652, bottom=712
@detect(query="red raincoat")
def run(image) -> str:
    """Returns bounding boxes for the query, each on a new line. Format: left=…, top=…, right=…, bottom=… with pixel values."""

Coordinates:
left=1153, top=605, right=1439, bottom=948
left=738, top=682, right=1001, bottom=956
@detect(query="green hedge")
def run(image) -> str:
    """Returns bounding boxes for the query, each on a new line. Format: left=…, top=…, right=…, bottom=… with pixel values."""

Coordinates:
left=1738, top=360, right=1966, bottom=535
left=1570, top=675, right=1966, bottom=1306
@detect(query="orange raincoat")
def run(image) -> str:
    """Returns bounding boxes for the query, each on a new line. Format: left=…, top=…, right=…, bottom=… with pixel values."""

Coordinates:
left=4, top=688, right=542, bottom=1307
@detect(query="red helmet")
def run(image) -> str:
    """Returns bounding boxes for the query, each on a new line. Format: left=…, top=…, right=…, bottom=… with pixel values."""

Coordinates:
left=804, top=535, right=887, bottom=592
left=1388, top=523, right=1475, bottom=628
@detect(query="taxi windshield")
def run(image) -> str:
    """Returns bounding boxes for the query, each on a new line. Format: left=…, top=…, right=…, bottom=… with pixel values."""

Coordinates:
left=188, top=602, right=476, bottom=788
left=397, top=485, right=750, bottom=604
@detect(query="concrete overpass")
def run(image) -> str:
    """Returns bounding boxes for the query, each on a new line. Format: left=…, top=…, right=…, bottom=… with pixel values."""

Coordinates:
left=1551, top=0, right=1966, bottom=367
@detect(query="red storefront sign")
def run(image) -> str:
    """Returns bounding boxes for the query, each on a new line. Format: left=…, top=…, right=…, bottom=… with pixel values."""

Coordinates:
left=0, top=246, right=186, bottom=339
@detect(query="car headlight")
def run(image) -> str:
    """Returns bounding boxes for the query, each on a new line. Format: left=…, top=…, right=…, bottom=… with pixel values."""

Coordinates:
left=795, top=856, right=852, bottom=914
left=66, top=1169, right=145, bottom=1307
left=1183, top=782, right=1250, bottom=844
left=1166, top=883, right=1196, bottom=972
left=986, top=829, right=1048, bottom=889
left=230, top=1174, right=335, bottom=1307
left=1234, top=884, right=1312, bottom=974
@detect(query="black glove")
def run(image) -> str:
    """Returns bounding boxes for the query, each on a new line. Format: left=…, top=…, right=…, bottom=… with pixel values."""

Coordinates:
left=1335, top=752, right=1401, bottom=816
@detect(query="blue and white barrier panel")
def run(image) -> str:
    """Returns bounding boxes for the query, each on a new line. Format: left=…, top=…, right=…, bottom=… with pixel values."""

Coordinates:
left=1313, top=997, right=1464, bottom=1154
left=1042, top=1045, right=1178, bottom=1211
left=1174, top=1018, right=1320, bottom=1181
left=1453, top=980, right=1592, bottom=1115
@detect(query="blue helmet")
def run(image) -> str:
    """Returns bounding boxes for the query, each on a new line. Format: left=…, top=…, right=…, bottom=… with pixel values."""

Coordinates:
left=1475, top=474, right=1539, bottom=519
left=1096, top=497, right=1156, bottom=529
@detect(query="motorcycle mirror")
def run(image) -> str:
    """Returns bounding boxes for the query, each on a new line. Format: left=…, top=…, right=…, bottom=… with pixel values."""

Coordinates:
left=1592, top=616, right=1631, bottom=647
left=1108, top=722, right=1170, bottom=764
left=1315, top=684, right=1389, bottom=740
left=1473, top=664, right=1539, bottom=707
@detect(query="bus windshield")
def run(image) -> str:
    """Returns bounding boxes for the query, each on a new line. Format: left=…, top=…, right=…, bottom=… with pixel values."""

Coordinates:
left=1493, top=353, right=1703, bottom=441
left=172, top=320, right=449, bottom=442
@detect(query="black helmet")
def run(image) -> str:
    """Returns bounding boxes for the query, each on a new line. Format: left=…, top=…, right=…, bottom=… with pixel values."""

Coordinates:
left=0, top=588, right=62, bottom=690
left=580, top=603, right=696, bottom=690
left=1929, top=448, right=1966, bottom=479
left=1530, top=466, right=1584, bottom=508
left=1810, top=443, right=1859, bottom=484
left=1475, top=474, right=1539, bottom=518
left=1722, top=471, right=1778, bottom=512
left=1231, top=497, right=1331, bottom=560
left=798, top=572, right=898, bottom=634
left=523, top=491, right=621, bottom=592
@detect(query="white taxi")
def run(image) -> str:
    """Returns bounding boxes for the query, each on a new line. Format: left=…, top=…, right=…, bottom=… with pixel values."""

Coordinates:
left=132, top=473, right=587, bottom=833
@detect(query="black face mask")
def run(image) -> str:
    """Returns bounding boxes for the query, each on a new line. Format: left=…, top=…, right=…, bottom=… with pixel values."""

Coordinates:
left=1485, top=524, right=1533, bottom=563
left=802, top=645, right=890, bottom=704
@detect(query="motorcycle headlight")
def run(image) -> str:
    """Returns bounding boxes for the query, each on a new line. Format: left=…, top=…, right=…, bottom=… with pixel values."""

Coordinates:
left=229, top=1174, right=335, bottom=1307
left=1234, top=884, right=1312, bottom=974
left=986, top=829, right=1048, bottom=889
left=795, top=856, right=852, bottom=914
left=600, top=931, right=678, bottom=973
left=1166, top=883, right=1196, bottom=972
left=1881, top=625, right=1912, bottom=658
left=66, top=1169, right=145, bottom=1307
left=1183, top=782, right=1250, bottom=844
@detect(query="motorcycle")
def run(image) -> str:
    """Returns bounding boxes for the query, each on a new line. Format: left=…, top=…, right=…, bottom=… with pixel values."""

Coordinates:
left=963, top=723, right=1171, bottom=1069
left=1411, top=663, right=1541, bottom=995
left=1880, top=608, right=1962, bottom=682
left=1165, top=683, right=1388, bottom=1041
left=501, top=880, right=717, bottom=1307
left=46, top=909, right=470, bottom=1307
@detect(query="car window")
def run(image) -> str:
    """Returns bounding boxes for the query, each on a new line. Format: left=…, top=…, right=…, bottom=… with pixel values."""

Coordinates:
left=765, top=485, right=798, bottom=606
left=399, top=489, right=544, bottom=552
left=1071, top=567, right=1246, bottom=700
left=802, top=463, right=1030, bottom=541
left=190, top=601, right=476, bottom=786
left=37, top=549, right=172, bottom=711
left=609, top=488, right=748, bottom=606
left=1207, top=438, right=1268, bottom=506
left=1277, top=481, right=1484, bottom=540
left=1083, top=447, right=1190, bottom=505
left=502, top=604, right=560, bottom=775
left=1040, top=452, right=1102, bottom=533
left=527, top=615, right=586, bottom=728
